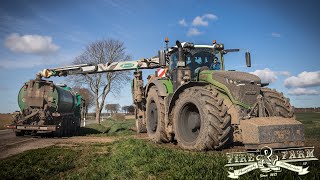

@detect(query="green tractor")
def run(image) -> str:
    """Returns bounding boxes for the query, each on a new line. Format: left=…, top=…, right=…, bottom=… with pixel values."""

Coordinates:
left=133, top=40, right=303, bottom=150
left=39, top=39, right=304, bottom=150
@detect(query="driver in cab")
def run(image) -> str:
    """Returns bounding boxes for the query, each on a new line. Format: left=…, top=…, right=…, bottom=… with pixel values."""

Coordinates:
left=210, top=57, right=220, bottom=70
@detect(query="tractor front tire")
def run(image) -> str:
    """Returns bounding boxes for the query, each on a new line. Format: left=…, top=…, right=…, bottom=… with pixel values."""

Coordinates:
left=173, top=87, right=232, bottom=151
left=146, top=86, right=168, bottom=143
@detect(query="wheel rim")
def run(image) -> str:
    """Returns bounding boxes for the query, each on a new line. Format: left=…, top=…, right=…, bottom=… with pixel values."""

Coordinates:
left=178, top=103, right=201, bottom=143
left=148, top=101, right=158, bottom=134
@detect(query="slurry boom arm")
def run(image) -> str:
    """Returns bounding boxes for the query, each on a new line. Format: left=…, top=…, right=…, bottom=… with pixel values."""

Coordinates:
left=39, top=57, right=160, bottom=78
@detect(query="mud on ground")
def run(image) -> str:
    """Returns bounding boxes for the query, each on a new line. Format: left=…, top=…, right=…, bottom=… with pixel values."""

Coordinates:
left=1, top=130, right=319, bottom=160
left=0, top=133, right=115, bottom=159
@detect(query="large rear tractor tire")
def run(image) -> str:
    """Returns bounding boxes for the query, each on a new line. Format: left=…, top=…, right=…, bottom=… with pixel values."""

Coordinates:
left=261, top=88, right=294, bottom=118
left=173, top=87, right=232, bottom=151
left=146, top=86, right=169, bottom=143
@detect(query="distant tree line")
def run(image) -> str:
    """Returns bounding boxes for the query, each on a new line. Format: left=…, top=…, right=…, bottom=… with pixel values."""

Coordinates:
left=105, top=104, right=135, bottom=115
left=294, top=107, right=320, bottom=113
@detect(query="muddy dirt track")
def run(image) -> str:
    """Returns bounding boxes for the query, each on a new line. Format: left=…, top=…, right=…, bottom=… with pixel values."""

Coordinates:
left=0, top=129, right=115, bottom=159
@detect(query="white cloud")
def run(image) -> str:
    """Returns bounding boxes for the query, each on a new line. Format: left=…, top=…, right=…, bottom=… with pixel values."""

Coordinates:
left=192, top=13, right=218, bottom=26
left=179, top=19, right=187, bottom=26
left=271, top=32, right=281, bottom=38
left=250, top=69, right=294, bottom=84
left=284, top=71, right=320, bottom=88
left=4, top=33, right=59, bottom=55
left=288, top=88, right=320, bottom=96
left=187, top=28, right=202, bottom=36
left=250, top=68, right=278, bottom=83
left=278, top=71, right=290, bottom=76
left=203, top=14, right=218, bottom=20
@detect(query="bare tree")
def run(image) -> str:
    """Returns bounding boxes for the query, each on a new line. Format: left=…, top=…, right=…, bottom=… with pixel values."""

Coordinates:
left=73, top=87, right=95, bottom=109
left=69, top=39, right=130, bottom=124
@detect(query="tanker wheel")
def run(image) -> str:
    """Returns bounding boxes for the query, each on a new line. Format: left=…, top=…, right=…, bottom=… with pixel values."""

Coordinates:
left=66, top=118, right=72, bottom=137
left=53, top=120, right=63, bottom=137
left=15, top=130, right=25, bottom=136
left=261, top=88, right=294, bottom=118
left=135, top=108, right=147, bottom=133
left=146, top=86, right=168, bottom=143
left=62, top=118, right=69, bottom=137
left=173, top=87, right=231, bottom=151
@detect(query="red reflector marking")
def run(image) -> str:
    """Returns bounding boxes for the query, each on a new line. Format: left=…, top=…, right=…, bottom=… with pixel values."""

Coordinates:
left=157, top=68, right=166, bottom=78
left=6, top=125, right=16, bottom=129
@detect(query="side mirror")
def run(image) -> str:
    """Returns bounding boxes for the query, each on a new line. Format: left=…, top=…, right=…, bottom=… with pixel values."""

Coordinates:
left=246, top=52, right=251, bottom=67
left=158, top=50, right=166, bottom=67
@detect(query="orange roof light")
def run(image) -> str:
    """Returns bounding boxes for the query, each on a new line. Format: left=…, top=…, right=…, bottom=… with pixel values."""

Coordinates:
left=165, top=37, right=169, bottom=43
left=213, top=40, right=216, bottom=44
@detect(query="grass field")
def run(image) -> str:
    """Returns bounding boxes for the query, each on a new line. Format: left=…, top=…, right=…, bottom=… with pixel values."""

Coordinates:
left=0, top=113, right=319, bottom=179
left=296, top=112, right=320, bottom=139
left=77, top=118, right=135, bottom=136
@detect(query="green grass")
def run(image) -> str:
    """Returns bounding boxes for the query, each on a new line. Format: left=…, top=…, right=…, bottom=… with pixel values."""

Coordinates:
left=66, top=139, right=229, bottom=180
left=101, top=118, right=135, bottom=136
left=0, top=147, right=78, bottom=180
left=77, top=118, right=135, bottom=137
left=0, top=139, right=230, bottom=179
left=296, top=112, right=320, bottom=138
left=0, top=138, right=319, bottom=180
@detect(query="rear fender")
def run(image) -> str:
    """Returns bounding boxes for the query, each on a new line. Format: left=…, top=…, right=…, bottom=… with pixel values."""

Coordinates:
left=145, top=78, right=173, bottom=97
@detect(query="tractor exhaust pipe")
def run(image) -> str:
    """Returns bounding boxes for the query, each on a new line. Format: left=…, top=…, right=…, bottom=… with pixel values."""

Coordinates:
left=246, top=51, right=251, bottom=67
left=176, top=41, right=185, bottom=67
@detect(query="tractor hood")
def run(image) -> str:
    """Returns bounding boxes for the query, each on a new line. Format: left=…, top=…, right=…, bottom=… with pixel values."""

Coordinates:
left=208, top=71, right=261, bottom=106
left=212, top=71, right=261, bottom=84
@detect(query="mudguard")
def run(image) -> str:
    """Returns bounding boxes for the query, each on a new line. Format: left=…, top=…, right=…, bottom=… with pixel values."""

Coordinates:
left=145, top=78, right=173, bottom=97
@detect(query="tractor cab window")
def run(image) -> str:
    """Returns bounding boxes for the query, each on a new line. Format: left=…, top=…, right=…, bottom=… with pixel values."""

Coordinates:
left=169, top=52, right=178, bottom=70
left=186, top=51, right=216, bottom=73
left=187, top=49, right=222, bottom=75
left=169, top=48, right=221, bottom=76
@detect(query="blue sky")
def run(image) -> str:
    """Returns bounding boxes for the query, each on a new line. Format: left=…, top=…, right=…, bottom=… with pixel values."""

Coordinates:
left=0, top=0, right=319, bottom=112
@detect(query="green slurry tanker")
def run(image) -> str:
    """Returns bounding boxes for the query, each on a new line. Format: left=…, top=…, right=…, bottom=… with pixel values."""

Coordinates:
left=7, top=79, right=86, bottom=137
left=39, top=39, right=304, bottom=150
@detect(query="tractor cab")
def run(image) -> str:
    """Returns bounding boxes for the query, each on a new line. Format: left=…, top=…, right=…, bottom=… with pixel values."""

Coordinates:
left=169, top=47, right=223, bottom=78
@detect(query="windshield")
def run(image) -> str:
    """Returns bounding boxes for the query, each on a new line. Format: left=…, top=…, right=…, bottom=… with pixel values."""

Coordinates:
left=169, top=48, right=221, bottom=74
